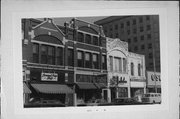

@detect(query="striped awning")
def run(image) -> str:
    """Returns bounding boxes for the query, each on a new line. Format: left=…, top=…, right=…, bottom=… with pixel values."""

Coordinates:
left=76, top=83, right=97, bottom=89
left=31, top=84, right=74, bottom=94
left=23, top=83, right=31, bottom=94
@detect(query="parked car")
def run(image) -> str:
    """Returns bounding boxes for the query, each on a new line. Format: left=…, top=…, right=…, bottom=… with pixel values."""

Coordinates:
left=25, top=98, right=66, bottom=107
left=77, top=99, right=87, bottom=106
left=87, top=99, right=107, bottom=106
left=141, top=93, right=161, bottom=104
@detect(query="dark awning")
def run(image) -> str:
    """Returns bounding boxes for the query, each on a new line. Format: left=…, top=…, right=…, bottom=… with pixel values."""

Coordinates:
left=23, top=83, right=31, bottom=94
left=31, top=84, right=74, bottom=94
left=76, top=83, right=97, bottom=89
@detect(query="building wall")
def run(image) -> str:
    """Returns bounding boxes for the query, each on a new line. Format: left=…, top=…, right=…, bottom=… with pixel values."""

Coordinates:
left=95, top=15, right=160, bottom=72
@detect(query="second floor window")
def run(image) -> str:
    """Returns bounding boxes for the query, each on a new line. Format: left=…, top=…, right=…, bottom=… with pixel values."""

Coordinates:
left=138, top=64, right=141, bottom=76
left=77, top=32, right=84, bottom=42
left=68, top=49, right=74, bottom=66
left=109, top=56, right=113, bottom=71
left=32, top=43, right=39, bottom=63
left=41, top=45, right=55, bottom=65
left=85, top=34, right=91, bottom=44
left=56, top=47, right=63, bottom=65
left=92, top=54, right=99, bottom=69
left=77, top=51, right=84, bottom=67
left=123, top=58, right=127, bottom=73
left=47, top=46, right=55, bottom=65
left=41, top=45, right=48, bottom=64
left=85, top=52, right=91, bottom=68
left=92, top=36, right=98, bottom=46
left=131, top=62, right=134, bottom=76
left=102, top=55, right=107, bottom=70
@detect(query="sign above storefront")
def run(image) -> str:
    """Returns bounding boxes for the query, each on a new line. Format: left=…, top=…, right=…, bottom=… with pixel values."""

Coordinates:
left=147, top=71, right=161, bottom=86
left=41, top=72, right=58, bottom=81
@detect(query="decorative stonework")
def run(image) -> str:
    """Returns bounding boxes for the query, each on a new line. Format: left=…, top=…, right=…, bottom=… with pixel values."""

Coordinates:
left=107, top=38, right=128, bottom=53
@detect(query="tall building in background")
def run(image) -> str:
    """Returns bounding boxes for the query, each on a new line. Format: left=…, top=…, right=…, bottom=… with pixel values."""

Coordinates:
left=95, top=15, right=160, bottom=72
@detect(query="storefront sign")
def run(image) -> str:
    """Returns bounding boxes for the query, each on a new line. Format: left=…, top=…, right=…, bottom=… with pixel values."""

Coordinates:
left=41, top=73, right=58, bottom=81
left=110, top=76, right=127, bottom=86
left=147, top=71, right=161, bottom=86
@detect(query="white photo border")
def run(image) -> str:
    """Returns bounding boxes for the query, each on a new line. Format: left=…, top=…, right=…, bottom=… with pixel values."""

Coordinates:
left=1, top=1, right=179, bottom=119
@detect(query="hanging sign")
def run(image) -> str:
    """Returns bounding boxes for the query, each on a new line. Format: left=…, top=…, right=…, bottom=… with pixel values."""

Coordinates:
left=41, top=72, right=58, bottom=81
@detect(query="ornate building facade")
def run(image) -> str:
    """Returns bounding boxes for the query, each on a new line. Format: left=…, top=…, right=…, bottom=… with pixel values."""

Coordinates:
left=22, top=18, right=107, bottom=107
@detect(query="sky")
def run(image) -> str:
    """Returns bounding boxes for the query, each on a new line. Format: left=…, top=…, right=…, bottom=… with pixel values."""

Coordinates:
left=39, top=16, right=108, bottom=26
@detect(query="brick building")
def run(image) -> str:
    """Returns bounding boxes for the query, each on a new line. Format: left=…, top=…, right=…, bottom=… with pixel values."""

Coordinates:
left=22, top=18, right=107, bottom=107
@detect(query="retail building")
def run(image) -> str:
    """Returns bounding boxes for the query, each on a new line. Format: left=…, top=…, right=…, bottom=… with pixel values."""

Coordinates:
left=107, top=38, right=146, bottom=102
left=22, top=18, right=107, bottom=107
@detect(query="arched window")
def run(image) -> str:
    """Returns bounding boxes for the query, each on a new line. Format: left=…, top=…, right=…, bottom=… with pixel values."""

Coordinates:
left=131, top=62, right=134, bottom=76
left=138, top=64, right=141, bottom=76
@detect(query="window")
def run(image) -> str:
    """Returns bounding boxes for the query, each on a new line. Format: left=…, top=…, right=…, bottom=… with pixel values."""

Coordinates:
left=47, top=46, right=55, bottom=65
left=146, top=16, right=150, bottom=21
left=32, top=43, right=39, bottom=63
left=77, top=51, right=84, bottom=67
left=149, top=53, right=153, bottom=59
left=138, top=64, right=141, bottom=76
left=134, top=37, right=137, bottom=42
left=126, top=21, right=130, bottom=26
left=114, top=58, right=119, bottom=72
left=127, top=30, right=130, bottom=35
left=139, top=17, right=143, bottom=23
left=115, top=24, right=118, bottom=30
left=131, top=62, right=134, bottom=76
left=41, top=45, right=48, bottom=64
left=115, top=33, right=119, bottom=38
left=121, top=23, right=124, bottom=28
left=128, top=38, right=131, bottom=43
left=147, top=34, right=151, bottom=39
left=141, top=35, right=144, bottom=41
left=134, top=46, right=138, bottom=51
left=102, top=55, right=107, bottom=70
left=85, top=34, right=91, bottom=44
left=92, top=36, right=98, bottom=46
left=85, top=52, right=91, bottom=68
left=140, top=26, right=144, bottom=32
left=68, top=49, right=74, bottom=66
left=109, top=56, right=113, bottom=71
left=133, top=19, right=136, bottom=25
left=123, top=58, right=126, bottom=73
left=148, top=43, right=152, bottom=49
left=78, top=32, right=84, bottom=42
left=56, top=47, right=63, bottom=65
left=141, top=45, right=145, bottom=50
left=133, top=28, right=136, bottom=34
left=147, top=25, right=151, bottom=30
left=119, top=58, right=122, bottom=73
left=93, top=54, right=99, bottom=69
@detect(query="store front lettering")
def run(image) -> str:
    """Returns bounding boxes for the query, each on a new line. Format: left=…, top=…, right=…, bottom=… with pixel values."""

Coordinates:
left=41, top=73, right=58, bottom=81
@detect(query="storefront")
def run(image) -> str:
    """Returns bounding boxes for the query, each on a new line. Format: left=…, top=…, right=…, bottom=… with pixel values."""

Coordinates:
left=28, top=68, right=74, bottom=107
left=75, top=73, right=107, bottom=103
left=146, top=71, right=161, bottom=93
left=109, top=74, right=130, bottom=101
left=130, top=78, right=146, bottom=98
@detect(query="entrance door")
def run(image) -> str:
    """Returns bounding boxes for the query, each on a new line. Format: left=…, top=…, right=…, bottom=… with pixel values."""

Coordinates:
left=103, top=90, right=108, bottom=101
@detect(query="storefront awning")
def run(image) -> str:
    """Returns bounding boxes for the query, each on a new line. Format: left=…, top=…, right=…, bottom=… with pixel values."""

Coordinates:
left=23, top=83, right=31, bottom=94
left=76, top=83, right=97, bottom=89
left=31, top=84, right=74, bottom=94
